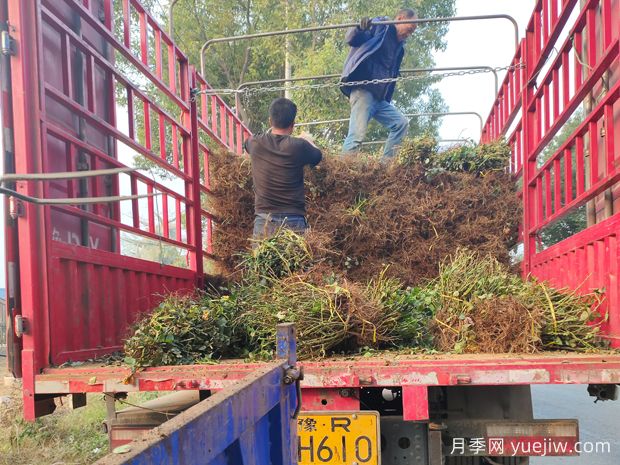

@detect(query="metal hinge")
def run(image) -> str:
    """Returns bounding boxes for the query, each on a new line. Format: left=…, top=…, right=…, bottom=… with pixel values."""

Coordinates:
left=283, top=365, right=304, bottom=419
left=8, top=196, right=24, bottom=218
left=14, top=315, right=26, bottom=337
left=1, top=30, right=14, bottom=56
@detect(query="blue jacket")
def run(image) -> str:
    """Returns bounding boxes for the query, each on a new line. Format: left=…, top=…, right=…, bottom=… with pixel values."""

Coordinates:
left=340, top=16, right=405, bottom=102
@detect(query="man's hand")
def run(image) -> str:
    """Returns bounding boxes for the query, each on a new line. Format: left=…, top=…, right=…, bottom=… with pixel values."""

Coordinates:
left=359, top=17, right=372, bottom=30
left=298, top=131, right=317, bottom=147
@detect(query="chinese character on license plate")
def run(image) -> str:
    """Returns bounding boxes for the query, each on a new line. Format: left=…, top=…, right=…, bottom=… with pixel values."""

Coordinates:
left=297, top=411, right=380, bottom=465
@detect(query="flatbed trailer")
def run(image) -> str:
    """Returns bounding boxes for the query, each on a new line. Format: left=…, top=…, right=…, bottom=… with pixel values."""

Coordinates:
left=1, top=0, right=619, bottom=463
left=35, top=353, right=620, bottom=395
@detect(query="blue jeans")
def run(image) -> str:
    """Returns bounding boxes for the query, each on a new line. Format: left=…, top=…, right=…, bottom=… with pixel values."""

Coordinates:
left=253, top=213, right=308, bottom=239
left=342, top=88, right=409, bottom=158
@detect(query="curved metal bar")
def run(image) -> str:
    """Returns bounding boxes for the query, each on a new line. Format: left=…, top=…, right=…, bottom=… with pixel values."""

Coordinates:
left=168, top=0, right=181, bottom=38
left=361, top=138, right=470, bottom=146
left=0, top=186, right=158, bottom=205
left=201, top=15, right=519, bottom=75
left=0, top=167, right=135, bottom=182
left=296, top=111, right=484, bottom=140
left=408, top=111, right=484, bottom=139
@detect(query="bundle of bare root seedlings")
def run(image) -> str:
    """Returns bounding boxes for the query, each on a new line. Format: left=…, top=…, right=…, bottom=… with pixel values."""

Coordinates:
left=233, top=232, right=406, bottom=358
left=124, top=292, right=243, bottom=368
left=209, top=137, right=520, bottom=285
left=122, top=138, right=609, bottom=365
left=123, top=231, right=416, bottom=362
left=123, top=237, right=607, bottom=365
left=427, top=249, right=607, bottom=353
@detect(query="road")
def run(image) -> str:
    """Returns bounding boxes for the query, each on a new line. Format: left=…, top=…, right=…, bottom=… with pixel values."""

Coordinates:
left=530, top=384, right=620, bottom=465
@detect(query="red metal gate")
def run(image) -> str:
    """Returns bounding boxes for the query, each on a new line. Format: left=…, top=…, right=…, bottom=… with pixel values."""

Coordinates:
left=482, top=0, right=620, bottom=348
left=2, top=0, right=250, bottom=419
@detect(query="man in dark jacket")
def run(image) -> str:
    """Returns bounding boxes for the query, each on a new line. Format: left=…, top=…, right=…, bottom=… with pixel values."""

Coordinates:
left=341, top=8, right=418, bottom=157
left=244, top=97, right=323, bottom=239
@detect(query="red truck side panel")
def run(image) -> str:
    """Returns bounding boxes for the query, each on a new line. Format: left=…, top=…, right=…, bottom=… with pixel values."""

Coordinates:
left=484, top=0, right=620, bottom=348
left=4, top=0, right=250, bottom=419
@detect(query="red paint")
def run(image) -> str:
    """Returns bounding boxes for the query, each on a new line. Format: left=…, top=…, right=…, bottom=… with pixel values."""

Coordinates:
left=34, top=354, right=620, bottom=394
left=402, top=385, right=428, bottom=421
left=301, top=388, right=360, bottom=411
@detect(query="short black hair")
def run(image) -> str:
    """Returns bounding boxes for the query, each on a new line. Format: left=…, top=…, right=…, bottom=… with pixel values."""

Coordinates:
left=397, top=8, right=416, bottom=18
left=269, top=98, right=297, bottom=129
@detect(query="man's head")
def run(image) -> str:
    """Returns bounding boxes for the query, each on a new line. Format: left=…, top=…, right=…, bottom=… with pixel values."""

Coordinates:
left=394, top=8, right=417, bottom=41
left=269, top=97, right=297, bottom=133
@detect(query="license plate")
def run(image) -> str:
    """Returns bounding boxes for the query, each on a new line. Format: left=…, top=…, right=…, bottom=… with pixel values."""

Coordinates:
left=297, top=411, right=381, bottom=465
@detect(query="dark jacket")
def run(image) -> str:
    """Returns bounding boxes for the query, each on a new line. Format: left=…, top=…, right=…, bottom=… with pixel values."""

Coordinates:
left=340, top=16, right=405, bottom=102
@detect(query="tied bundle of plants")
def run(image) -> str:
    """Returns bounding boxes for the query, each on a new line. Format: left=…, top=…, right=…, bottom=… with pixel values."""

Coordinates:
left=243, top=228, right=313, bottom=280
left=398, top=136, right=511, bottom=174
left=124, top=293, right=241, bottom=368
left=210, top=143, right=520, bottom=286
left=427, top=249, right=606, bottom=353
left=237, top=238, right=403, bottom=358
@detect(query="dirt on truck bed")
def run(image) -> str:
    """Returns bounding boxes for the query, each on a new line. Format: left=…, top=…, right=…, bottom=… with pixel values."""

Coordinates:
left=35, top=351, right=620, bottom=396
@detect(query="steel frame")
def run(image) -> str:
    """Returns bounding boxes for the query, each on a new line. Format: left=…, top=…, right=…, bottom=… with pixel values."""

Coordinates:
left=296, top=111, right=484, bottom=141
left=237, top=66, right=500, bottom=95
left=200, top=15, right=519, bottom=76
left=360, top=139, right=470, bottom=146
left=4, top=0, right=251, bottom=420
left=35, top=353, right=620, bottom=424
left=485, top=0, right=620, bottom=347
left=36, top=353, right=620, bottom=393
left=234, top=67, right=500, bottom=119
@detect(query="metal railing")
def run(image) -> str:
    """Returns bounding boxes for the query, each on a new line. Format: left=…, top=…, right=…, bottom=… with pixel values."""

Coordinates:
left=361, top=138, right=470, bottom=146
left=296, top=111, right=484, bottom=141
left=199, top=15, right=519, bottom=76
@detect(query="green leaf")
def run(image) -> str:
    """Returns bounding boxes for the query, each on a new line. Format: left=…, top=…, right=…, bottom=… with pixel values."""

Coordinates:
left=113, top=445, right=132, bottom=454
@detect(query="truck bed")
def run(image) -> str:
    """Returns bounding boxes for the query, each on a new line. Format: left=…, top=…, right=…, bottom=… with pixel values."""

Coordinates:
left=35, top=352, right=620, bottom=394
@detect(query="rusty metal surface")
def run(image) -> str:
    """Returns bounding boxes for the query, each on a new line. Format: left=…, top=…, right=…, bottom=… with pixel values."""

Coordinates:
left=35, top=353, right=620, bottom=394
left=93, top=324, right=299, bottom=464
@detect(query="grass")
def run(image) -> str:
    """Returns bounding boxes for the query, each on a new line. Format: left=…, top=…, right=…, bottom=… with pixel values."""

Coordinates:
left=0, top=387, right=165, bottom=465
left=0, top=390, right=108, bottom=464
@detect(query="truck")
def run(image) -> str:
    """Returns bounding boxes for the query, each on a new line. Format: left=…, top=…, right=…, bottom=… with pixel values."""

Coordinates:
left=1, top=0, right=619, bottom=464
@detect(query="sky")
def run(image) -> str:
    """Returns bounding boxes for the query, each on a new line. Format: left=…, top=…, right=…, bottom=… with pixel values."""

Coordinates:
left=0, top=0, right=537, bottom=289
left=433, top=0, right=535, bottom=142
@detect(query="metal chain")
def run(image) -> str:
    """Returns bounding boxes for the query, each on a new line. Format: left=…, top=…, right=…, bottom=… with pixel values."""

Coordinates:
left=194, top=63, right=526, bottom=98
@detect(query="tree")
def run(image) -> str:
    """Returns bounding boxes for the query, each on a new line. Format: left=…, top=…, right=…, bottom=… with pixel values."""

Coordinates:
left=168, top=0, right=456, bottom=142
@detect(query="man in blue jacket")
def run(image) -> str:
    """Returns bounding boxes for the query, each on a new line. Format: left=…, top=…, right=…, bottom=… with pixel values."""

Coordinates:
left=341, top=8, right=418, bottom=157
